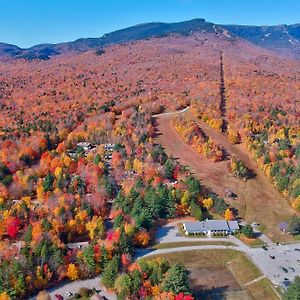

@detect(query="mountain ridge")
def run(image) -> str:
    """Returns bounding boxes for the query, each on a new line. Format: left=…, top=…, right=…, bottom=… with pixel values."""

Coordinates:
left=1, top=18, right=300, bottom=60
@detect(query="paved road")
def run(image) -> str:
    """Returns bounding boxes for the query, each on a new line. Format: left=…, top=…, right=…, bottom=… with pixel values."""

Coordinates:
left=153, top=106, right=190, bottom=117
left=29, top=277, right=117, bottom=300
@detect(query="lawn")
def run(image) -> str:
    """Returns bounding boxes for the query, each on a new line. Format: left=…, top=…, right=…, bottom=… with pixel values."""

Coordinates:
left=144, top=249, right=279, bottom=299
left=237, top=234, right=266, bottom=247
left=152, top=241, right=233, bottom=249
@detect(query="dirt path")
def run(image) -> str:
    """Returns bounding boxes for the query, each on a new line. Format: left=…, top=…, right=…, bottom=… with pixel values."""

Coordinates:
left=155, top=115, right=295, bottom=242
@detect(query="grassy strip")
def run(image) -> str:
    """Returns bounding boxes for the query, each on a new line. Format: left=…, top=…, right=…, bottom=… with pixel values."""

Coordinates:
left=228, top=254, right=279, bottom=299
left=152, top=241, right=233, bottom=249
left=246, top=278, right=280, bottom=300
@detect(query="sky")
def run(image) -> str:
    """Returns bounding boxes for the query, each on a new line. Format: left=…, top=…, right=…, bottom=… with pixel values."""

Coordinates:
left=1, top=0, right=300, bottom=48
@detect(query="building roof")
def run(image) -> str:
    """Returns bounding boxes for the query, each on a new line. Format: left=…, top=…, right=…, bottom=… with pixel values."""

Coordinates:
left=184, top=221, right=207, bottom=232
left=206, top=220, right=229, bottom=231
left=183, top=220, right=239, bottom=233
left=279, top=221, right=288, bottom=231
left=228, top=221, right=240, bottom=231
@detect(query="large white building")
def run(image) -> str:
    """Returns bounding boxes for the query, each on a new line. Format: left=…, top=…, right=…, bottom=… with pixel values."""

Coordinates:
left=183, top=220, right=239, bottom=236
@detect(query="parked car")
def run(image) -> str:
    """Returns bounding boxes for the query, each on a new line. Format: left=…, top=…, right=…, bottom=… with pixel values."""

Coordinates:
left=282, top=280, right=291, bottom=288
left=251, top=222, right=260, bottom=228
left=269, top=255, right=275, bottom=259
left=289, top=267, right=295, bottom=272
left=262, top=246, right=268, bottom=250
left=294, top=248, right=300, bottom=252
left=66, top=291, right=73, bottom=297
left=282, top=267, right=288, bottom=273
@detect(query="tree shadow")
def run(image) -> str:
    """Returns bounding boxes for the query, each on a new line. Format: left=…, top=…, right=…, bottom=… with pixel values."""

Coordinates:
left=195, top=286, right=235, bottom=300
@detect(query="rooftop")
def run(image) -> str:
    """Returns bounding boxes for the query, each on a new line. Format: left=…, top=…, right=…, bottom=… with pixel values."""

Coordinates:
left=183, top=220, right=239, bottom=233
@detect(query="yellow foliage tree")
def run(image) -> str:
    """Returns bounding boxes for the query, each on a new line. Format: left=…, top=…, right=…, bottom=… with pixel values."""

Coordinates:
left=181, top=191, right=190, bottom=209
left=86, top=215, right=104, bottom=240
left=0, top=292, right=10, bottom=300
left=66, top=263, right=79, bottom=281
left=202, top=198, right=213, bottom=210
left=228, top=128, right=241, bottom=144
left=133, top=158, right=143, bottom=175
left=224, top=208, right=234, bottom=221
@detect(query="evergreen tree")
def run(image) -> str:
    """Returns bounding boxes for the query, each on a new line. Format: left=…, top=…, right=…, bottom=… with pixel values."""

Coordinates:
left=287, top=216, right=300, bottom=234
left=113, top=192, right=126, bottom=210
left=113, top=214, right=124, bottom=230
left=134, top=209, right=153, bottom=230
left=166, top=189, right=176, bottom=218
left=284, top=276, right=300, bottom=300
left=104, top=175, right=114, bottom=197
left=43, top=173, right=55, bottom=192
left=118, top=227, right=133, bottom=255
left=101, top=256, right=120, bottom=289
left=164, top=159, right=174, bottom=180
left=241, top=224, right=254, bottom=238
left=83, top=245, right=96, bottom=273
left=157, top=184, right=169, bottom=218
left=114, top=274, right=132, bottom=299
left=94, top=154, right=101, bottom=165
left=23, top=224, right=32, bottom=244
left=190, top=201, right=203, bottom=220
left=100, top=245, right=109, bottom=270
left=162, top=263, right=191, bottom=294
left=144, top=187, right=159, bottom=217
left=185, top=176, right=201, bottom=200
left=130, top=269, right=142, bottom=294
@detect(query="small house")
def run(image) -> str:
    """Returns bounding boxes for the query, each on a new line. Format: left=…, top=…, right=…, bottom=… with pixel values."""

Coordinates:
left=104, top=143, right=115, bottom=152
left=77, top=142, right=92, bottom=151
left=279, top=222, right=289, bottom=233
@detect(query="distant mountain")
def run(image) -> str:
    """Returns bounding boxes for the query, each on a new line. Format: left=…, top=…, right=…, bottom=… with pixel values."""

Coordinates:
left=222, top=23, right=300, bottom=59
left=0, top=18, right=300, bottom=60
left=0, top=43, right=21, bottom=57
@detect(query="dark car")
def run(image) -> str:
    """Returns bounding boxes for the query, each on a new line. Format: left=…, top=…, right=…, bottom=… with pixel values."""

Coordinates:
left=269, top=255, right=275, bottom=259
left=283, top=280, right=291, bottom=288
left=262, top=246, right=268, bottom=250
left=295, top=248, right=300, bottom=252
left=282, top=267, right=288, bottom=273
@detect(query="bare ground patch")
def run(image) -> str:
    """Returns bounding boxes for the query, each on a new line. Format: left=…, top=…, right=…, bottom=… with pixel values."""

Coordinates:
left=189, top=267, right=249, bottom=300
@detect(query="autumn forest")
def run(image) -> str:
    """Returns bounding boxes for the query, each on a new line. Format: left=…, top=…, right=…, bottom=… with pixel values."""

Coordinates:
left=0, top=28, right=299, bottom=300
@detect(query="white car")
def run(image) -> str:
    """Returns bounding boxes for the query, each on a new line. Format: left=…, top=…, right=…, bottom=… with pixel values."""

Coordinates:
left=66, top=291, right=73, bottom=297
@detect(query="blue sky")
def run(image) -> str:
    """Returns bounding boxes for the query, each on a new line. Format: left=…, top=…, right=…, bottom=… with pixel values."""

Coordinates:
left=1, top=0, right=300, bottom=48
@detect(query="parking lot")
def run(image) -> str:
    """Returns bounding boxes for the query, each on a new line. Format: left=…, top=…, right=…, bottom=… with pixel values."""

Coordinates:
left=248, top=244, right=300, bottom=288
